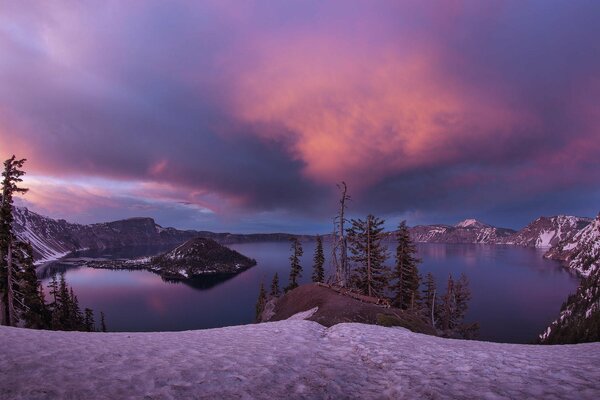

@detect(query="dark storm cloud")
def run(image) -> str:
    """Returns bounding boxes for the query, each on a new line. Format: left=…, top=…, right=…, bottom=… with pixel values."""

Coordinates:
left=1, top=1, right=599, bottom=231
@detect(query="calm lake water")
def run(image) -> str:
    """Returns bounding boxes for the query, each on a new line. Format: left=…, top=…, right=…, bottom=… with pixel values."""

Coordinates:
left=40, top=241, right=579, bottom=343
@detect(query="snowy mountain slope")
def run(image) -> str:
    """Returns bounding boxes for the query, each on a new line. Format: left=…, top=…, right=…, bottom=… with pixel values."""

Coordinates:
left=539, top=214, right=600, bottom=343
left=409, top=219, right=515, bottom=244
left=1, top=321, right=599, bottom=399
left=545, top=214, right=600, bottom=276
left=12, top=207, right=85, bottom=263
left=540, top=266, right=600, bottom=344
left=454, top=218, right=491, bottom=229
left=502, top=215, right=592, bottom=248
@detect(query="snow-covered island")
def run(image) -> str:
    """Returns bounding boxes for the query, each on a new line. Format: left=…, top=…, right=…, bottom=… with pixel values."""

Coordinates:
left=83, top=237, right=257, bottom=280
left=1, top=315, right=599, bottom=399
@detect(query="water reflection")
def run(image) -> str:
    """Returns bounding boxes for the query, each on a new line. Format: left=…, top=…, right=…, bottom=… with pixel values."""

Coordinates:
left=39, top=241, right=579, bottom=343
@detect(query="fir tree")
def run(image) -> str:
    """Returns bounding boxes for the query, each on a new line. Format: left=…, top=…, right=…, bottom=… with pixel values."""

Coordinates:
left=100, top=311, right=107, bottom=332
left=311, top=235, right=325, bottom=283
left=347, top=215, right=390, bottom=297
left=285, top=238, right=303, bottom=292
left=270, top=273, right=280, bottom=297
left=0, top=156, right=28, bottom=326
left=84, top=308, right=95, bottom=332
left=391, top=221, right=421, bottom=310
left=255, top=282, right=267, bottom=322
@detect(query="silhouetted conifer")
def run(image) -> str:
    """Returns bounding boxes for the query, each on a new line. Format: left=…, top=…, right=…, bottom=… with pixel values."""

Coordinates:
left=312, top=235, right=325, bottom=283
left=270, top=273, right=280, bottom=297
left=285, top=238, right=303, bottom=292
left=347, top=215, right=389, bottom=297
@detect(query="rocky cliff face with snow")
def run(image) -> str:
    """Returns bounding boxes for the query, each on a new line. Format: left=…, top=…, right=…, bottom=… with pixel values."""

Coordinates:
left=539, top=214, right=600, bottom=343
left=12, top=207, right=198, bottom=263
left=501, top=215, right=592, bottom=248
left=409, top=219, right=515, bottom=244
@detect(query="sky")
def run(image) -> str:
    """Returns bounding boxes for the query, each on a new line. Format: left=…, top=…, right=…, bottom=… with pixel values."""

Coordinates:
left=1, top=1, right=599, bottom=233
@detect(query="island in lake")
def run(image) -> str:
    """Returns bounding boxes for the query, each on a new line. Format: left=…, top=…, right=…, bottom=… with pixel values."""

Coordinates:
left=82, top=237, right=257, bottom=280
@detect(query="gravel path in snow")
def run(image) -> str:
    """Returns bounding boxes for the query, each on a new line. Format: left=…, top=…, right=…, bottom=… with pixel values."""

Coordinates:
left=1, top=320, right=599, bottom=399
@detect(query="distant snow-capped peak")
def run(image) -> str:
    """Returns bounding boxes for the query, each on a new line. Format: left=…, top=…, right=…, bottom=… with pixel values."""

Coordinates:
left=455, top=219, right=490, bottom=229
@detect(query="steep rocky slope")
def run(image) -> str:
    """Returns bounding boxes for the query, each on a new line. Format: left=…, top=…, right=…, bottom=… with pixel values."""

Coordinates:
left=502, top=215, right=592, bottom=248
left=409, top=219, right=515, bottom=244
left=539, top=215, right=600, bottom=343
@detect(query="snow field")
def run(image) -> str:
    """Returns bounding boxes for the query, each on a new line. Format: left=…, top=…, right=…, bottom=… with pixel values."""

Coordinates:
left=1, top=319, right=599, bottom=399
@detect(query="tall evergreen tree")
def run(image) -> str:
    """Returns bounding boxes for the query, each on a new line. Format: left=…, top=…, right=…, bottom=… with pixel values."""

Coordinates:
left=391, top=220, right=421, bottom=310
left=285, top=238, right=303, bottom=292
left=84, top=308, right=95, bottom=332
left=311, top=235, right=325, bottom=283
left=255, top=282, right=267, bottom=322
left=270, top=273, right=280, bottom=297
left=58, top=273, right=72, bottom=329
left=15, top=242, right=48, bottom=328
left=100, top=311, right=107, bottom=332
left=347, top=215, right=389, bottom=297
left=0, top=156, right=28, bottom=326
left=69, top=287, right=83, bottom=330
left=422, top=272, right=438, bottom=327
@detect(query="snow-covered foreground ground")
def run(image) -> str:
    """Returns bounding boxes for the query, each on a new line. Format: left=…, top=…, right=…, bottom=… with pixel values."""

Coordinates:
left=1, top=320, right=599, bottom=400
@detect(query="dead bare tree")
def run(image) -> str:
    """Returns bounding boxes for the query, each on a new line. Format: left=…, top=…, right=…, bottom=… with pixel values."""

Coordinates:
left=331, top=182, right=350, bottom=287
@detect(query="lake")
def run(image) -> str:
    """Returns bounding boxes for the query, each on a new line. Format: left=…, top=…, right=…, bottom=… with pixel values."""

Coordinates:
left=39, top=241, right=579, bottom=343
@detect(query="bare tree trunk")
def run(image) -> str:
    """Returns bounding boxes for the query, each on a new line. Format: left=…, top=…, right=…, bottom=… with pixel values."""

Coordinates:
left=367, top=217, right=372, bottom=297
left=431, top=289, right=436, bottom=327
left=334, top=182, right=349, bottom=287
left=7, top=238, right=15, bottom=326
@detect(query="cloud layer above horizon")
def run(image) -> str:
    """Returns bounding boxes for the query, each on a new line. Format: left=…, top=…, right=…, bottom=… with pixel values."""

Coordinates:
left=1, top=1, right=599, bottom=232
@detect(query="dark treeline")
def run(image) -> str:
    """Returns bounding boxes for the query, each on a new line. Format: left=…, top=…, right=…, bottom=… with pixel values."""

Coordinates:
left=257, top=182, right=477, bottom=339
left=0, top=155, right=106, bottom=332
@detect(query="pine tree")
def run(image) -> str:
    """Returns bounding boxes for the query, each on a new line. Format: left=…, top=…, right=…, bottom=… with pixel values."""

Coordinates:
left=285, top=238, right=303, bottom=292
left=347, top=215, right=390, bottom=297
left=255, top=282, right=267, bottom=322
left=270, top=273, right=280, bottom=297
left=100, top=311, right=107, bottom=332
left=0, top=156, right=28, bottom=326
left=84, top=308, right=95, bottom=332
left=311, top=235, right=325, bottom=283
left=422, top=272, right=438, bottom=327
left=391, top=221, right=421, bottom=310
